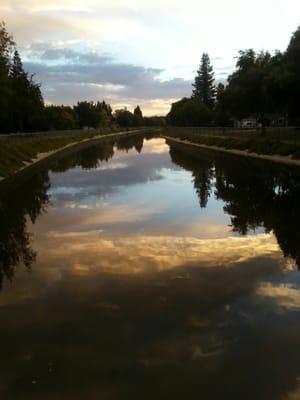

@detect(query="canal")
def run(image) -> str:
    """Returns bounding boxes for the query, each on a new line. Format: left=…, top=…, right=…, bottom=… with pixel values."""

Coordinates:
left=0, top=134, right=300, bottom=399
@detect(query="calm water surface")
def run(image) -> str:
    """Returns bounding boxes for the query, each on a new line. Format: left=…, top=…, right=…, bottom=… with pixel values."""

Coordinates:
left=0, top=134, right=300, bottom=399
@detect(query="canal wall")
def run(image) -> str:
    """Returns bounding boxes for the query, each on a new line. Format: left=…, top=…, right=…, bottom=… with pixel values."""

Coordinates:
left=164, top=136, right=300, bottom=168
left=0, top=129, right=152, bottom=190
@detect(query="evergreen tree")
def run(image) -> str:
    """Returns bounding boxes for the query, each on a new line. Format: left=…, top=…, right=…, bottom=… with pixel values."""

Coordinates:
left=134, top=105, right=143, bottom=126
left=284, top=25, right=300, bottom=123
left=192, top=53, right=216, bottom=109
left=0, top=22, right=14, bottom=133
left=10, top=50, right=27, bottom=131
left=134, top=105, right=143, bottom=119
left=10, top=50, right=44, bottom=132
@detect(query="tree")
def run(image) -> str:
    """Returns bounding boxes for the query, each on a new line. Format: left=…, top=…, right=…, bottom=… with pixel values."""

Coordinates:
left=134, top=105, right=143, bottom=126
left=10, top=50, right=44, bottom=132
left=134, top=105, right=143, bottom=119
left=214, top=83, right=231, bottom=126
left=167, top=97, right=213, bottom=126
left=0, top=24, right=45, bottom=133
left=10, top=50, right=28, bottom=132
left=45, top=105, right=77, bottom=130
left=0, top=22, right=14, bottom=133
left=143, top=116, right=166, bottom=126
left=192, top=53, right=216, bottom=109
left=114, top=109, right=135, bottom=127
left=284, top=26, right=300, bottom=124
left=73, top=101, right=111, bottom=128
left=226, top=49, right=272, bottom=133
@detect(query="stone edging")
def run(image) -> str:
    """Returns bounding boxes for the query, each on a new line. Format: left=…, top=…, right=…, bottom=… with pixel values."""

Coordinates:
left=164, top=136, right=300, bottom=167
left=0, top=130, right=144, bottom=184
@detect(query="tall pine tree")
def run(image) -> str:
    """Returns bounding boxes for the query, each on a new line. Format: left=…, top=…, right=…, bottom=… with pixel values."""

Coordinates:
left=285, top=26, right=300, bottom=123
left=192, top=53, right=216, bottom=109
left=0, top=22, right=14, bottom=132
left=10, top=50, right=44, bottom=132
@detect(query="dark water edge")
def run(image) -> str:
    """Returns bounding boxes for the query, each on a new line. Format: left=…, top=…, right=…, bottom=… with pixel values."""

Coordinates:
left=0, top=134, right=300, bottom=399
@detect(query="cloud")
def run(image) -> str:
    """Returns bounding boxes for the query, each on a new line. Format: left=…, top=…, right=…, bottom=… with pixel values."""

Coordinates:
left=3, top=0, right=300, bottom=114
left=22, top=45, right=191, bottom=114
left=32, top=229, right=282, bottom=275
left=256, top=283, right=300, bottom=311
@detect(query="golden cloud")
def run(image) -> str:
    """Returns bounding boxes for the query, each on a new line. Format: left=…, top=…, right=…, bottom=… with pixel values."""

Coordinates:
left=36, top=232, right=281, bottom=276
left=256, top=282, right=300, bottom=311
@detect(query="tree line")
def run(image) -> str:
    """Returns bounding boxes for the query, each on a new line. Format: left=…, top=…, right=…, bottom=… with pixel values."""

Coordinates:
left=167, top=25, right=300, bottom=129
left=0, top=22, right=165, bottom=134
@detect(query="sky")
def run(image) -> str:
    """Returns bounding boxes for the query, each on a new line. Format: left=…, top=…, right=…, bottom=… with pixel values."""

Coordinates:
left=2, top=0, right=300, bottom=115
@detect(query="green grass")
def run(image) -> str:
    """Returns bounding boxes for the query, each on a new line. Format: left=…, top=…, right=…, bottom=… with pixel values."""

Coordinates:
left=167, top=132, right=300, bottom=161
left=0, top=131, right=113, bottom=178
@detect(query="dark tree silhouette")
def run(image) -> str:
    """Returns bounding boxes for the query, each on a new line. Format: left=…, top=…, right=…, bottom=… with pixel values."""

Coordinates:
left=134, top=105, right=143, bottom=119
left=167, top=97, right=213, bottom=126
left=73, top=101, right=111, bottom=129
left=192, top=53, right=216, bottom=109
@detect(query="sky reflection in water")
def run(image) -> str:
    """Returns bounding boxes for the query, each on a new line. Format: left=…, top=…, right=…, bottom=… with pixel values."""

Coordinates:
left=0, top=135, right=300, bottom=399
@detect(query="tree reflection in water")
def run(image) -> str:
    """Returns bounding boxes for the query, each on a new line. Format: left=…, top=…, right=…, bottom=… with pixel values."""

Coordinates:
left=0, top=134, right=146, bottom=288
left=0, top=171, right=50, bottom=288
left=51, top=140, right=116, bottom=172
left=116, top=135, right=144, bottom=153
left=169, top=144, right=300, bottom=267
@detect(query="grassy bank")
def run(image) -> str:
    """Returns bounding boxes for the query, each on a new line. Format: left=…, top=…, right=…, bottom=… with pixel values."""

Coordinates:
left=166, top=126, right=300, bottom=142
left=165, top=130, right=300, bottom=160
left=0, top=129, right=143, bottom=178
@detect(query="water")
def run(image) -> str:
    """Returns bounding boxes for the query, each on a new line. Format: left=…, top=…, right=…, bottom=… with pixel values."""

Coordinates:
left=0, top=134, right=300, bottom=399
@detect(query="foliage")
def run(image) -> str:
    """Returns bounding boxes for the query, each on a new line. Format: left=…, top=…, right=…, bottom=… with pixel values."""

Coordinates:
left=225, top=50, right=272, bottom=128
left=0, top=22, right=14, bottom=132
left=0, top=24, right=44, bottom=133
left=10, top=50, right=44, bottom=132
left=214, top=83, right=231, bottom=126
left=143, top=116, right=166, bottom=126
left=216, top=25, right=300, bottom=127
left=114, top=109, right=136, bottom=128
left=73, top=101, right=112, bottom=129
left=44, top=105, right=78, bottom=130
left=167, top=97, right=213, bottom=126
left=284, top=26, right=300, bottom=123
left=192, top=53, right=216, bottom=109
left=133, top=105, right=143, bottom=126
